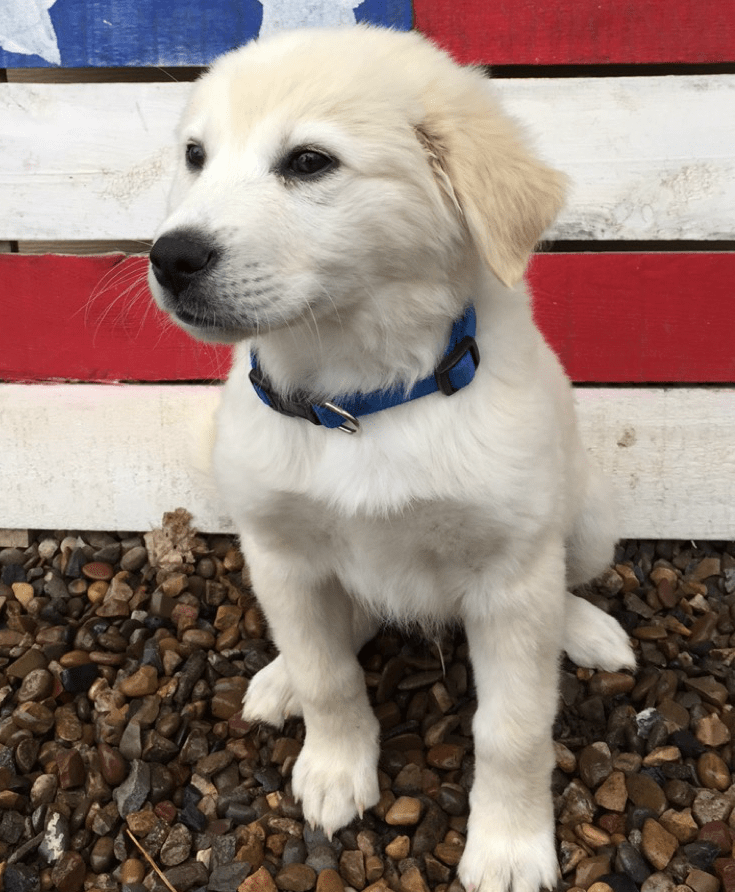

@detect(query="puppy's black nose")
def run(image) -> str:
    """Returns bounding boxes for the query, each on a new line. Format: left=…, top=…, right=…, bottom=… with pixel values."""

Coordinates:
left=150, top=230, right=218, bottom=295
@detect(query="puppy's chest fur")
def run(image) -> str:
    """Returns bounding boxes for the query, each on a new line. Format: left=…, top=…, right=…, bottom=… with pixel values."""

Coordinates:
left=248, top=490, right=507, bottom=622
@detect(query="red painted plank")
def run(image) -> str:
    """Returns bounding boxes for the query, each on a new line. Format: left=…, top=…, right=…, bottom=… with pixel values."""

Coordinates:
left=0, top=254, right=231, bottom=383
left=1, top=253, right=734, bottom=384
left=414, top=0, right=735, bottom=65
left=527, top=252, right=735, bottom=383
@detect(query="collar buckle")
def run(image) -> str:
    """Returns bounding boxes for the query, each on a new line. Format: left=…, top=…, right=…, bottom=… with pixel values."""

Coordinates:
left=319, top=401, right=361, bottom=434
left=434, top=335, right=480, bottom=396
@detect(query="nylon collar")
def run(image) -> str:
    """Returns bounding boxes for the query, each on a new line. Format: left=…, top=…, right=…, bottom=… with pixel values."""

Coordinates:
left=249, top=306, right=480, bottom=433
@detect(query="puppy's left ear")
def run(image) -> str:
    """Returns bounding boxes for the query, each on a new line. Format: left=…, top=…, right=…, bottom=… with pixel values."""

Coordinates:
left=418, top=82, right=567, bottom=288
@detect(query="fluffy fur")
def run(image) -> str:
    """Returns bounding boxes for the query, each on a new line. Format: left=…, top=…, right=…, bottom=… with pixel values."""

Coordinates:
left=148, top=26, right=635, bottom=892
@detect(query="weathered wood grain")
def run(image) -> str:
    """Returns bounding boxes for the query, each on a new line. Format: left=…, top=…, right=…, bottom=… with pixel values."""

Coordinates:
left=2, top=77, right=733, bottom=241
left=2, top=383, right=732, bottom=538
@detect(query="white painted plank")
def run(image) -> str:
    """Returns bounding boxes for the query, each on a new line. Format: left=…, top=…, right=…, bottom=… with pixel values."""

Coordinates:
left=1, top=383, right=733, bottom=539
left=1, top=76, right=733, bottom=241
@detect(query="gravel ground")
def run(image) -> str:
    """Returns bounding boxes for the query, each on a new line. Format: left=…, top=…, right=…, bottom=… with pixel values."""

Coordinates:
left=1, top=511, right=735, bottom=892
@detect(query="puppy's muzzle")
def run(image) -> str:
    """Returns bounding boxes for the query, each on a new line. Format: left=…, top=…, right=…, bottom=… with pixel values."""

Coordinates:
left=149, top=228, right=218, bottom=298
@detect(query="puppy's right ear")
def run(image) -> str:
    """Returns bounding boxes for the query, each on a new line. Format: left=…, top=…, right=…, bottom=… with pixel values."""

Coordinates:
left=417, top=82, right=566, bottom=288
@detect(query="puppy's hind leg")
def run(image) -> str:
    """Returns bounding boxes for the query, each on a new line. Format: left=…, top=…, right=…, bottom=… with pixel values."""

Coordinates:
left=563, top=591, right=636, bottom=672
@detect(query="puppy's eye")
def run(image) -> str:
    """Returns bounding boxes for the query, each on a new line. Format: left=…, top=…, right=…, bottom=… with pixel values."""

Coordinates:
left=284, top=149, right=336, bottom=179
left=185, top=142, right=206, bottom=171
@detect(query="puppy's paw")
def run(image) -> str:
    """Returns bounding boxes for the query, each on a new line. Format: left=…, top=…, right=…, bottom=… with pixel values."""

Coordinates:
left=241, top=655, right=302, bottom=727
left=291, top=729, right=380, bottom=837
left=563, top=594, right=636, bottom=672
left=459, top=818, right=558, bottom=892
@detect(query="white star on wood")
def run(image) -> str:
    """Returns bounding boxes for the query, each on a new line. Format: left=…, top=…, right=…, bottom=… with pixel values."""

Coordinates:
left=0, top=0, right=60, bottom=65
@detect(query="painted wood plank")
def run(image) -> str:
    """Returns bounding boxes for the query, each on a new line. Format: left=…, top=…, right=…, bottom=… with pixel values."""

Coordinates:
left=414, top=0, right=735, bottom=65
left=1, top=383, right=733, bottom=539
left=2, top=77, right=733, bottom=242
left=2, top=252, right=734, bottom=385
left=0, top=0, right=412, bottom=68
left=0, top=254, right=231, bottom=382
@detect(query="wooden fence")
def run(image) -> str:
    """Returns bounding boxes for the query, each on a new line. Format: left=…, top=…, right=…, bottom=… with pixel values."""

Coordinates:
left=1, top=0, right=733, bottom=537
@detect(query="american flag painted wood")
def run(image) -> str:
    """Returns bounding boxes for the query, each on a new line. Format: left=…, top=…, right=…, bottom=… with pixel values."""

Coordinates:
left=2, top=252, right=733, bottom=385
left=3, top=77, right=734, bottom=242
left=414, top=0, right=735, bottom=65
left=0, top=0, right=412, bottom=68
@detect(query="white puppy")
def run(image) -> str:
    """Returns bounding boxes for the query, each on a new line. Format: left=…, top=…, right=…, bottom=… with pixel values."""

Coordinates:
left=148, top=26, right=635, bottom=892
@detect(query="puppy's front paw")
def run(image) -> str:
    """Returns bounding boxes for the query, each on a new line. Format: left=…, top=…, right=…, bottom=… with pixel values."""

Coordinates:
left=291, top=729, right=380, bottom=837
left=459, top=817, right=558, bottom=892
left=563, top=595, right=636, bottom=672
left=241, top=655, right=302, bottom=727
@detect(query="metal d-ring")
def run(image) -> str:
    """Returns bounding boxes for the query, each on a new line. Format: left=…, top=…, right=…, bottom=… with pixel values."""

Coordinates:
left=321, top=401, right=361, bottom=434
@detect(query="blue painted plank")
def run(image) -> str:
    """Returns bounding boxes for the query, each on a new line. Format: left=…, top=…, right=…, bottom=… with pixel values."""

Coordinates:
left=0, top=0, right=413, bottom=68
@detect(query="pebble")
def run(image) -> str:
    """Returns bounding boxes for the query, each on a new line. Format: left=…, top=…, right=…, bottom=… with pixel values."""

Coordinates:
left=698, top=753, right=731, bottom=791
left=159, top=823, right=193, bottom=866
left=276, top=864, right=317, bottom=892
left=240, top=867, right=279, bottom=892
left=642, top=818, right=679, bottom=870
left=385, top=796, right=423, bottom=825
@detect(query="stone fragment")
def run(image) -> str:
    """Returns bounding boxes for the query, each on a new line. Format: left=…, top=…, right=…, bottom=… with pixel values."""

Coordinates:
left=595, top=771, right=628, bottom=812
left=699, top=821, right=733, bottom=855
left=696, top=714, right=731, bottom=747
left=12, top=701, right=55, bottom=734
left=163, top=861, right=209, bottom=891
left=17, top=667, right=54, bottom=702
left=684, top=677, right=729, bottom=708
left=426, top=743, right=464, bottom=769
left=641, top=818, right=679, bottom=870
left=276, top=864, right=317, bottom=892
left=239, top=866, right=279, bottom=892
left=693, top=790, right=733, bottom=825
left=659, top=808, right=698, bottom=843
left=399, top=866, right=429, bottom=892
left=159, top=823, right=193, bottom=867
left=340, top=850, right=366, bottom=889
left=641, top=872, right=675, bottom=892
left=118, top=665, right=159, bottom=697
left=574, top=855, right=611, bottom=888
left=627, top=773, right=667, bottom=816
left=579, top=742, right=613, bottom=789
left=7, top=648, right=48, bottom=680
left=316, top=869, right=345, bottom=892
left=588, top=672, right=635, bottom=696
left=50, top=851, right=85, bottom=892
left=56, top=749, right=85, bottom=789
left=698, top=753, right=731, bottom=791
left=39, top=811, right=70, bottom=864
left=114, top=759, right=151, bottom=817
left=686, top=869, right=721, bottom=892
left=385, top=796, right=423, bottom=826
left=210, top=864, right=251, bottom=892
left=385, top=835, right=410, bottom=861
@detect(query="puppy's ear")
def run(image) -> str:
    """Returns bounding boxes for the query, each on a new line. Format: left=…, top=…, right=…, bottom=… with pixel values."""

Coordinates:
left=417, top=84, right=566, bottom=288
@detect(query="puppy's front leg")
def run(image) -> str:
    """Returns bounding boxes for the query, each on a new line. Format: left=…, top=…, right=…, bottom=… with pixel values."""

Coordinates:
left=242, top=549, right=380, bottom=835
left=460, top=548, right=565, bottom=892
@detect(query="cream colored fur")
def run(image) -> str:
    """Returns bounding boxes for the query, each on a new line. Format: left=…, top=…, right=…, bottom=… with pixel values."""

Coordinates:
left=148, top=26, right=634, bottom=892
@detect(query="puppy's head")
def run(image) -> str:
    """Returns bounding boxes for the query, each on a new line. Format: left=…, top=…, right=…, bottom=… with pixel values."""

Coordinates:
left=148, top=26, right=565, bottom=344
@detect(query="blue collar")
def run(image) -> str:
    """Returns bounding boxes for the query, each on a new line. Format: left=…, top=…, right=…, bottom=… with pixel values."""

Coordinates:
left=249, top=306, right=480, bottom=433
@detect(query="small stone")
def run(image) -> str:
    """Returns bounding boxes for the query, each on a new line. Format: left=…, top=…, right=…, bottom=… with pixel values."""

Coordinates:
left=686, top=869, right=721, bottom=892
left=119, top=665, right=159, bottom=697
left=659, top=808, right=698, bottom=844
left=641, top=872, right=675, bottom=892
left=698, top=753, right=731, bottom=791
left=12, top=581, right=35, bottom=608
left=163, top=862, right=209, bottom=891
left=50, top=851, right=85, bottom=892
left=555, top=742, right=577, bottom=773
left=426, top=743, right=464, bottom=770
left=615, top=840, right=653, bottom=884
left=212, top=676, right=249, bottom=720
left=574, top=855, right=612, bottom=889
left=316, top=869, right=344, bottom=892
left=276, top=864, right=317, bottom=892
left=385, top=835, right=410, bottom=860
left=82, top=561, right=114, bottom=581
left=239, top=866, right=279, bottom=892
left=89, top=837, right=115, bottom=873
left=98, top=742, right=128, bottom=786
left=121, top=546, right=149, bottom=572
left=13, top=701, right=55, bottom=734
left=627, top=773, right=667, bottom=816
left=385, top=796, right=423, bottom=826
left=56, top=749, right=85, bottom=789
left=641, top=818, right=678, bottom=870
left=589, top=672, right=635, bottom=696
left=210, top=863, right=251, bottom=892
left=114, top=759, right=151, bottom=817
left=59, top=663, right=99, bottom=693
left=699, top=821, right=733, bottom=855
left=684, top=677, right=729, bottom=708
left=17, top=667, right=54, bottom=702
left=696, top=714, right=731, bottom=747
left=120, top=859, right=146, bottom=884
left=39, top=811, right=70, bottom=864
left=400, top=866, right=429, bottom=892
left=159, top=823, right=192, bottom=867
left=579, top=742, right=613, bottom=789
left=595, top=771, right=628, bottom=812
left=693, top=790, right=733, bottom=825
left=7, top=648, right=48, bottom=680
left=340, top=850, right=366, bottom=889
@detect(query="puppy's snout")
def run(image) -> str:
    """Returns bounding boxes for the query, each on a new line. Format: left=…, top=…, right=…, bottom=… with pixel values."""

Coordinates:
left=150, top=229, right=218, bottom=296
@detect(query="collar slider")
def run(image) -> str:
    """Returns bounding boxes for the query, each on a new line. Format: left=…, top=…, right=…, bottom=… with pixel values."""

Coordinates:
left=434, top=334, right=480, bottom=396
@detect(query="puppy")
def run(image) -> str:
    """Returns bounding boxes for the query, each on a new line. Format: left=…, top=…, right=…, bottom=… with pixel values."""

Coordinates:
left=148, top=26, right=635, bottom=892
